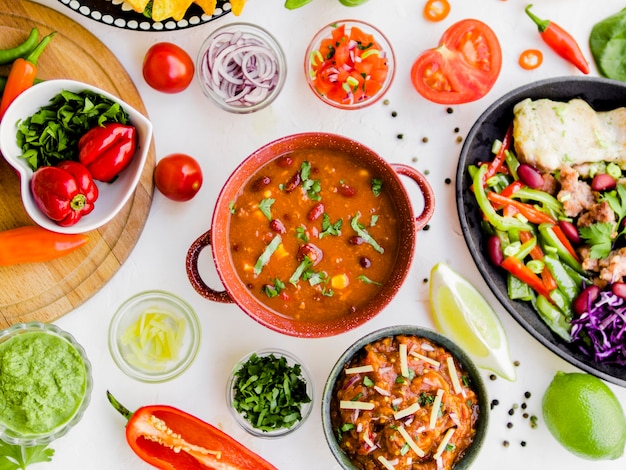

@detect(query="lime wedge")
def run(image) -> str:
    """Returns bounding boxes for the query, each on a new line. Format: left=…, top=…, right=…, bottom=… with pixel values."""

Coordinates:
left=429, top=262, right=516, bottom=381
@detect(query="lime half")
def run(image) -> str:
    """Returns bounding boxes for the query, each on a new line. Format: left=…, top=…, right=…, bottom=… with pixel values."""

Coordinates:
left=429, top=262, right=516, bottom=381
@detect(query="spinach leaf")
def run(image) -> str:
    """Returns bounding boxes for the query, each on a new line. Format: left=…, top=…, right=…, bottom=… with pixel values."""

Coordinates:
left=590, top=7, right=626, bottom=81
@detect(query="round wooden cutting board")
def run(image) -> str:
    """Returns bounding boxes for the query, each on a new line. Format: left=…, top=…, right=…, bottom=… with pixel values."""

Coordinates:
left=0, top=0, right=155, bottom=328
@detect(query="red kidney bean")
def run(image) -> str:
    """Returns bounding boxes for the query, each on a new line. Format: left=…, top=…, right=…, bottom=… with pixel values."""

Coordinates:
left=517, top=163, right=544, bottom=189
left=284, top=172, right=301, bottom=192
left=276, top=156, right=294, bottom=168
left=558, top=219, right=581, bottom=245
left=338, top=183, right=357, bottom=197
left=349, top=236, right=364, bottom=245
left=360, top=257, right=372, bottom=268
left=298, top=243, right=323, bottom=265
left=307, top=202, right=324, bottom=221
left=591, top=173, right=616, bottom=191
left=250, top=175, right=271, bottom=192
left=486, top=235, right=504, bottom=266
left=270, top=219, right=286, bottom=234
left=612, top=282, right=626, bottom=299
left=573, top=285, right=601, bottom=315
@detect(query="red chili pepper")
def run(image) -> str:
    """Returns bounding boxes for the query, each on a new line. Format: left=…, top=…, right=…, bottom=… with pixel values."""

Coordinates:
left=78, top=123, right=137, bottom=182
left=482, top=124, right=513, bottom=183
left=524, top=4, right=589, bottom=74
left=0, top=31, right=55, bottom=121
left=501, top=255, right=554, bottom=300
left=31, top=160, right=98, bottom=226
left=107, top=392, right=278, bottom=470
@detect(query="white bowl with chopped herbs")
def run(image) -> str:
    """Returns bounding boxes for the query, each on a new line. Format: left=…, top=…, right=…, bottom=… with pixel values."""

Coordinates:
left=227, top=348, right=314, bottom=438
left=0, top=79, right=152, bottom=234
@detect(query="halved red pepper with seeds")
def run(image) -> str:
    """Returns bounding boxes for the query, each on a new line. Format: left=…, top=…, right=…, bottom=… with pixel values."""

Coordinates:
left=107, top=392, right=278, bottom=470
left=78, top=122, right=137, bottom=182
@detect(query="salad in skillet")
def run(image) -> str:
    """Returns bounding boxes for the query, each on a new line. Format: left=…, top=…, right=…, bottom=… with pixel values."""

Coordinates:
left=469, top=97, right=626, bottom=366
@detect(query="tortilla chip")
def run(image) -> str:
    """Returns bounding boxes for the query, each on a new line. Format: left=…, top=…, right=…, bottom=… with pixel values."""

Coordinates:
left=194, top=0, right=217, bottom=15
left=124, top=0, right=151, bottom=13
left=230, top=0, right=247, bottom=16
left=152, top=0, right=194, bottom=21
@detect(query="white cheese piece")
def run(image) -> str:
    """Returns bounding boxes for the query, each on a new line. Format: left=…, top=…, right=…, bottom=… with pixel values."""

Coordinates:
left=377, top=456, right=396, bottom=470
left=340, top=400, right=375, bottom=411
left=434, top=428, right=456, bottom=459
left=399, top=343, right=409, bottom=377
left=429, top=389, right=444, bottom=429
left=397, top=425, right=426, bottom=458
left=393, top=401, right=421, bottom=420
left=345, top=365, right=374, bottom=374
left=410, top=351, right=440, bottom=367
left=446, top=356, right=464, bottom=396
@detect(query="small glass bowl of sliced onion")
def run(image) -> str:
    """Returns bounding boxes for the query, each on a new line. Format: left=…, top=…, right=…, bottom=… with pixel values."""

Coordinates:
left=196, top=23, right=287, bottom=114
left=108, top=290, right=201, bottom=382
left=305, top=19, right=396, bottom=110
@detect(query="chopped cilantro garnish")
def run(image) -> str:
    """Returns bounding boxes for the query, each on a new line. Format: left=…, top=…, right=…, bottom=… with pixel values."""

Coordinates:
left=258, top=198, right=275, bottom=221
left=253, top=235, right=282, bottom=277
left=371, top=178, right=383, bottom=196
left=262, top=278, right=285, bottom=298
left=295, top=226, right=309, bottom=242
left=579, top=184, right=626, bottom=258
left=350, top=212, right=384, bottom=253
left=319, top=213, right=342, bottom=238
left=232, top=353, right=311, bottom=432
left=357, top=275, right=382, bottom=286
left=363, top=376, right=374, bottom=387
left=289, top=257, right=314, bottom=285
left=300, top=162, right=322, bottom=200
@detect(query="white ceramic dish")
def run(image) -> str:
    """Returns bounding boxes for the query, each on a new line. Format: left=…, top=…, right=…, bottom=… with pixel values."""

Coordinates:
left=0, top=79, right=152, bottom=234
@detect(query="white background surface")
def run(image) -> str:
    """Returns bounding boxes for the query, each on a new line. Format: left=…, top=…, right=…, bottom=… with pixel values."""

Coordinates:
left=22, top=0, right=626, bottom=468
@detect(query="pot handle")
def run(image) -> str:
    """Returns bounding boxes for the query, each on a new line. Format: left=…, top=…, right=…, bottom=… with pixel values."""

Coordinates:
left=186, top=229, right=234, bottom=304
left=391, top=163, right=435, bottom=232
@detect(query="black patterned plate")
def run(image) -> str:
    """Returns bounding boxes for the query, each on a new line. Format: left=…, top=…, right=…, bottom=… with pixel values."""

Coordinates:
left=57, top=0, right=232, bottom=31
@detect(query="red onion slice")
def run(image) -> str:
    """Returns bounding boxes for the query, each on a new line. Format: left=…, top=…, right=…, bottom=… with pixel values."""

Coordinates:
left=200, top=29, right=282, bottom=108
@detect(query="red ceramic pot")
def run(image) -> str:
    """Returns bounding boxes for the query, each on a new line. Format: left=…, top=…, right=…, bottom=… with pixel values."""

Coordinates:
left=186, top=133, right=435, bottom=338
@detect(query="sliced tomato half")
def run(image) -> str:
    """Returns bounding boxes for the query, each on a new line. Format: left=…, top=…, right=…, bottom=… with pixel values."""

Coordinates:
left=410, top=19, right=502, bottom=104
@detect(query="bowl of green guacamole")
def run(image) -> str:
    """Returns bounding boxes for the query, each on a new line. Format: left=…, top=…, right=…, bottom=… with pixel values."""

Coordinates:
left=0, top=322, right=93, bottom=446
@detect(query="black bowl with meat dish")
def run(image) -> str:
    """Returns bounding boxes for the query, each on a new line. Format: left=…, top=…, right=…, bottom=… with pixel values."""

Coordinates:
left=322, top=325, right=488, bottom=470
left=456, top=76, right=626, bottom=388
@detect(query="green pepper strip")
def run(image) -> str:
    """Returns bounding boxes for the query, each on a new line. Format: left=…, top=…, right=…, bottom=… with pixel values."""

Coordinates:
left=538, top=223, right=585, bottom=274
left=472, top=165, right=532, bottom=232
left=534, top=295, right=572, bottom=342
left=511, top=187, right=564, bottom=214
left=542, top=254, right=580, bottom=306
left=0, top=27, right=39, bottom=65
left=501, top=255, right=554, bottom=300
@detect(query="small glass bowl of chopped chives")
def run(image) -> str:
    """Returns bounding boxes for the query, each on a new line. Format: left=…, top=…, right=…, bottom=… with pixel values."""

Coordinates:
left=226, top=348, right=314, bottom=438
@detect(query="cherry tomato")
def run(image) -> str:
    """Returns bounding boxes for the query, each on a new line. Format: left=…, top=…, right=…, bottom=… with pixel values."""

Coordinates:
left=423, top=0, right=450, bottom=22
left=410, top=19, right=502, bottom=104
left=143, top=43, right=194, bottom=94
left=154, top=153, right=203, bottom=201
left=518, top=49, right=543, bottom=70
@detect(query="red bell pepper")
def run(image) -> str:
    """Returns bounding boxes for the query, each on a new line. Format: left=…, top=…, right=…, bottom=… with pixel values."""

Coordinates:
left=78, top=123, right=137, bottom=182
left=30, top=160, right=98, bottom=226
left=107, top=392, right=278, bottom=470
left=487, top=191, right=557, bottom=225
left=501, top=255, right=554, bottom=301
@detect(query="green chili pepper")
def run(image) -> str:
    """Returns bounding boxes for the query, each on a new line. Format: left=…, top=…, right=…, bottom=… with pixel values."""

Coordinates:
left=534, top=294, right=572, bottom=342
left=511, top=187, right=564, bottom=214
left=0, top=27, right=39, bottom=65
left=548, top=288, right=574, bottom=322
left=538, top=223, right=585, bottom=274
left=543, top=254, right=580, bottom=306
left=508, top=273, right=534, bottom=301
left=472, top=165, right=532, bottom=232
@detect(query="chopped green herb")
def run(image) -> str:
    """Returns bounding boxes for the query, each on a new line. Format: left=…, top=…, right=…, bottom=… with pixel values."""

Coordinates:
left=295, top=226, right=309, bottom=242
left=350, top=212, right=384, bottom=254
left=319, top=213, right=343, bottom=238
left=300, top=161, right=322, bottom=200
left=258, top=198, right=275, bottom=221
left=400, top=443, right=410, bottom=456
left=579, top=184, right=626, bottom=258
left=262, top=278, right=285, bottom=298
left=419, top=392, right=435, bottom=406
left=229, top=201, right=236, bottom=214
left=17, top=89, right=130, bottom=170
left=371, top=178, right=383, bottom=196
left=363, top=376, right=374, bottom=387
left=357, top=275, right=382, bottom=286
left=341, top=423, right=355, bottom=432
left=289, top=257, right=313, bottom=285
left=253, top=235, right=282, bottom=277
left=0, top=441, right=54, bottom=470
left=232, top=353, right=311, bottom=432
left=370, top=214, right=379, bottom=227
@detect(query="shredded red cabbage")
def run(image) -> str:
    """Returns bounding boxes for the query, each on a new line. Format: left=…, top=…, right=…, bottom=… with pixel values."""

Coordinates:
left=571, top=289, right=626, bottom=366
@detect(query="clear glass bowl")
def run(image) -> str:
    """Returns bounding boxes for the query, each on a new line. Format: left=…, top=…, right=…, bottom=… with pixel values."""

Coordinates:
left=305, top=19, right=396, bottom=110
left=196, top=22, right=287, bottom=114
left=226, top=348, right=314, bottom=438
left=0, top=322, right=93, bottom=446
left=108, top=290, right=201, bottom=383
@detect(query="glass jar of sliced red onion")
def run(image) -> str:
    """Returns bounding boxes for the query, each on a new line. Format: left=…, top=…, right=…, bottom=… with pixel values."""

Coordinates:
left=197, top=23, right=287, bottom=113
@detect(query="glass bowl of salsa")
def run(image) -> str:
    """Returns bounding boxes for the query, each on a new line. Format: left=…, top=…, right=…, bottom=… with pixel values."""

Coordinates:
left=322, top=325, right=488, bottom=470
left=0, top=322, right=93, bottom=446
left=226, top=348, right=314, bottom=438
left=305, top=19, right=396, bottom=110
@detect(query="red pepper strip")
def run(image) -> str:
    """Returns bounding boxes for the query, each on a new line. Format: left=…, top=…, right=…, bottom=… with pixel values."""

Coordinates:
left=525, top=5, right=589, bottom=74
left=0, top=31, right=55, bottom=120
left=501, top=255, right=555, bottom=300
left=499, top=180, right=525, bottom=198
left=30, top=161, right=98, bottom=226
left=78, top=123, right=137, bottom=182
left=487, top=191, right=557, bottom=225
left=519, top=230, right=558, bottom=291
left=483, top=124, right=513, bottom=183
left=107, top=392, right=278, bottom=470
left=551, top=224, right=581, bottom=263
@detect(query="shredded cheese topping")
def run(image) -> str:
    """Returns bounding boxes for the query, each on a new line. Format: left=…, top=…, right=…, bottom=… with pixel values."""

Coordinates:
left=378, top=456, right=396, bottom=470
left=345, top=364, right=374, bottom=374
left=397, top=425, right=426, bottom=458
left=393, top=401, right=421, bottom=420
left=429, top=389, right=444, bottom=429
left=339, top=400, right=375, bottom=411
left=410, top=351, right=440, bottom=367
left=446, top=356, right=464, bottom=396
left=399, top=343, right=409, bottom=377
left=434, top=428, right=456, bottom=459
